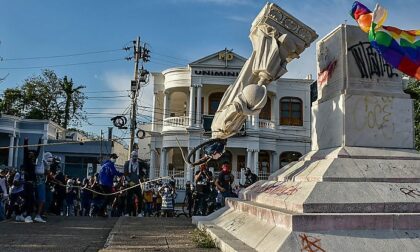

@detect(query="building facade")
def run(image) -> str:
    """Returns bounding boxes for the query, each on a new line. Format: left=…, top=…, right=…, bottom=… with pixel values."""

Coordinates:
left=149, top=50, right=312, bottom=187
left=0, top=114, right=128, bottom=178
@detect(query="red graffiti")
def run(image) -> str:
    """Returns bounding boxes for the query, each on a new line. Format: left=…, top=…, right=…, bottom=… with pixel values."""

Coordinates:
left=299, top=233, right=326, bottom=252
left=317, top=59, right=337, bottom=86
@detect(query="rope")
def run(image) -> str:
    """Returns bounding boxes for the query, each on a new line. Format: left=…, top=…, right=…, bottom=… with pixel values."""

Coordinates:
left=49, top=170, right=189, bottom=196
left=175, top=137, right=190, bottom=166
left=0, top=137, right=133, bottom=150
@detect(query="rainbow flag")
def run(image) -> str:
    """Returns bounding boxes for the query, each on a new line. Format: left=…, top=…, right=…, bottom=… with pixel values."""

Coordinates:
left=350, top=1, right=420, bottom=80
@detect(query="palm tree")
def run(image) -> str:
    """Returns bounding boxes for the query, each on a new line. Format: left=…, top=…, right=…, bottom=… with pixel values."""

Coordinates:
left=61, top=76, right=86, bottom=129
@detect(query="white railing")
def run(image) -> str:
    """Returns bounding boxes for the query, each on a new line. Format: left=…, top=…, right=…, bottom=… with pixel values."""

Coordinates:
left=259, top=119, right=276, bottom=129
left=258, top=171, right=270, bottom=181
left=163, top=116, right=190, bottom=127
left=165, top=170, right=186, bottom=190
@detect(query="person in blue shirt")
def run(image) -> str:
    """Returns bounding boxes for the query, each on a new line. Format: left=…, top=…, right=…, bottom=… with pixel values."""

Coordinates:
left=98, top=153, right=123, bottom=217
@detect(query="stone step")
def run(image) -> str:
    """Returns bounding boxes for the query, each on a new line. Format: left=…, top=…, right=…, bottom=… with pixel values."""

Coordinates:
left=240, top=180, right=420, bottom=213
left=272, top=157, right=420, bottom=183
left=226, top=198, right=420, bottom=232
left=197, top=220, right=254, bottom=252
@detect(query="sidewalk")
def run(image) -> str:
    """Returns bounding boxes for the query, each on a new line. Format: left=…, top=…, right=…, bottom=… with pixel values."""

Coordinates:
left=0, top=216, right=117, bottom=252
left=101, top=216, right=219, bottom=252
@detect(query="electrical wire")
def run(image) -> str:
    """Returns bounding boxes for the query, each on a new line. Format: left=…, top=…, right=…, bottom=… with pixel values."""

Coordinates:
left=1, top=48, right=125, bottom=61
left=0, top=58, right=126, bottom=70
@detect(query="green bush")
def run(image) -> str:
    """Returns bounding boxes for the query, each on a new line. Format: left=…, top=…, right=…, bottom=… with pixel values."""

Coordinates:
left=191, top=228, right=217, bottom=248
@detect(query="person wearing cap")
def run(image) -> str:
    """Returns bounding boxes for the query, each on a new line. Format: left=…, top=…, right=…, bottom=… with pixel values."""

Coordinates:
left=194, top=163, right=213, bottom=216
left=124, top=150, right=145, bottom=217
left=98, top=153, right=123, bottom=217
left=33, top=151, right=53, bottom=223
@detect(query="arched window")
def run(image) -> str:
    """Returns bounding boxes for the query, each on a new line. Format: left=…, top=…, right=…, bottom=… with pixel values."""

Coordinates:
left=259, top=96, right=271, bottom=120
left=280, top=97, right=303, bottom=126
left=208, top=92, right=224, bottom=115
left=280, top=151, right=302, bottom=168
left=258, top=151, right=270, bottom=174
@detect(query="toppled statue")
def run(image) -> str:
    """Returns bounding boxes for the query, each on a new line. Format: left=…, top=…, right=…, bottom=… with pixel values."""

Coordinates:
left=187, top=2, right=318, bottom=165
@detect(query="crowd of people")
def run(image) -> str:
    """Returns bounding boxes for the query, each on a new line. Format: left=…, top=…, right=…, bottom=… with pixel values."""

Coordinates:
left=0, top=138, right=260, bottom=223
left=185, top=162, right=258, bottom=217
left=0, top=141, right=179, bottom=222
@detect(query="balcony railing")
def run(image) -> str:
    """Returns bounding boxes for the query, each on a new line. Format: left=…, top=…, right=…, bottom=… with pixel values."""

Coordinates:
left=259, top=119, right=276, bottom=129
left=163, top=116, right=190, bottom=127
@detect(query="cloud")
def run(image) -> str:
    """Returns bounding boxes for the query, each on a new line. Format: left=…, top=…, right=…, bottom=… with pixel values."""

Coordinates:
left=226, top=15, right=251, bottom=23
left=99, top=71, right=132, bottom=117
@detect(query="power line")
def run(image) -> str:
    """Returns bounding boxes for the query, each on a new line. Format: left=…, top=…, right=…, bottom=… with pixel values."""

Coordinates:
left=83, top=90, right=129, bottom=93
left=86, top=95, right=128, bottom=99
left=1, top=48, right=126, bottom=61
left=152, top=51, right=191, bottom=63
left=0, top=58, right=125, bottom=70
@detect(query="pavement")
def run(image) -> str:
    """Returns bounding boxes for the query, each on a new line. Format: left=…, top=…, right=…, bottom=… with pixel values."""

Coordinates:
left=101, top=216, right=220, bottom=252
left=0, top=216, right=117, bottom=252
left=0, top=215, right=219, bottom=252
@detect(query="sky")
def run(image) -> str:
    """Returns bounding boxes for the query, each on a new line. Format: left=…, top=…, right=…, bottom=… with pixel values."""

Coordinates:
left=0, top=0, right=419, bottom=139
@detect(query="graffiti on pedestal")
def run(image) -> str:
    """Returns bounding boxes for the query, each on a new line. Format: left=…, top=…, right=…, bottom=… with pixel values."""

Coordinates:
left=224, top=215, right=247, bottom=232
left=400, top=186, right=420, bottom=198
left=250, top=181, right=301, bottom=196
left=299, top=233, right=326, bottom=252
left=352, top=96, right=395, bottom=139
left=348, top=41, right=398, bottom=79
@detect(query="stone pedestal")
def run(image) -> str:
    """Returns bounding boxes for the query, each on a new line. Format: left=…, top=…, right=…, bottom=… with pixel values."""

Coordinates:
left=195, top=24, right=420, bottom=252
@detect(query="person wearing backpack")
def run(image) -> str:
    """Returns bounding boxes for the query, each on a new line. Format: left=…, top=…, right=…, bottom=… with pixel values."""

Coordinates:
left=98, top=153, right=123, bottom=217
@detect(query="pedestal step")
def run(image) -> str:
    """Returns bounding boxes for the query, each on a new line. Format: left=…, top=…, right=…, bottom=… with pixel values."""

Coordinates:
left=196, top=204, right=420, bottom=252
left=241, top=180, right=420, bottom=213
left=226, top=198, right=420, bottom=231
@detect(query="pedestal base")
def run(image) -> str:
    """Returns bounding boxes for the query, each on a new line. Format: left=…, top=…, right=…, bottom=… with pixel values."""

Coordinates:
left=195, top=147, right=420, bottom=251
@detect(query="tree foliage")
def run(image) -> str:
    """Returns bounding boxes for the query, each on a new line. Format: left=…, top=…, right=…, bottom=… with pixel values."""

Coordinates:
left=404, top=78, right=420, bottom=151
left=0, top=69, right=86, bottom=128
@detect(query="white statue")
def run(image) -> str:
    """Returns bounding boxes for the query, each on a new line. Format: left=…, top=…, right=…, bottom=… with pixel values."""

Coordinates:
left=188, top=3, right=318, bottom=165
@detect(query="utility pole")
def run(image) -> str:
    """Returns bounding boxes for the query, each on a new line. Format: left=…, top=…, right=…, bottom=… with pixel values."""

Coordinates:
left=100, top=129, right=103, bottom=163
left=127, top=36, right=150, bottom=157
left=129, top=36, right=141, bottom=156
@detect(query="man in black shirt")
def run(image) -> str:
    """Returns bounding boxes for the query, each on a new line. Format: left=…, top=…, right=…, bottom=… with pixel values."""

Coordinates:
left=194, top=163, right=213, bottom=216
left=242, top=168, right=258, bottom=188
left=215, top=162, right=234, bottom=207
left=22, top=137, right=41, bottom=223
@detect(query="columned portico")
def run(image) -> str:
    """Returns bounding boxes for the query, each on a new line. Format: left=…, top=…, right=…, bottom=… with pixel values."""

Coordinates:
left=194, top=150, right=200, bottom=173
left=271, top=151, right=280, bottom=173
left=252, top=115, right=259, bottom=129
left=8, top=134, right=15, bottom=167
left=13, top=136, right=19, bottom=167
left=273, top=95, right=279, bottom=126
left=186, top=147, right=194, bottom=182
left=253, top=150, right=259, bottom=175
left=149, top=150, right=156, bottom=179
left=195, top=84, right=202, bottom=126
left=163, top=91, right=169, bottom=119
left=246, top=148, right=253, bottom=170
left=151, top=92, right=157, bottom=131
left=188, top=86, right=196, bottom=127
left=159, top=148, right=167, bottom=177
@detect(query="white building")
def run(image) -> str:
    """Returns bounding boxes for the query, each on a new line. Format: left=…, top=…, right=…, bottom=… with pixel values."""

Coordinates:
left=149, top=50, right=312, bottom=187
